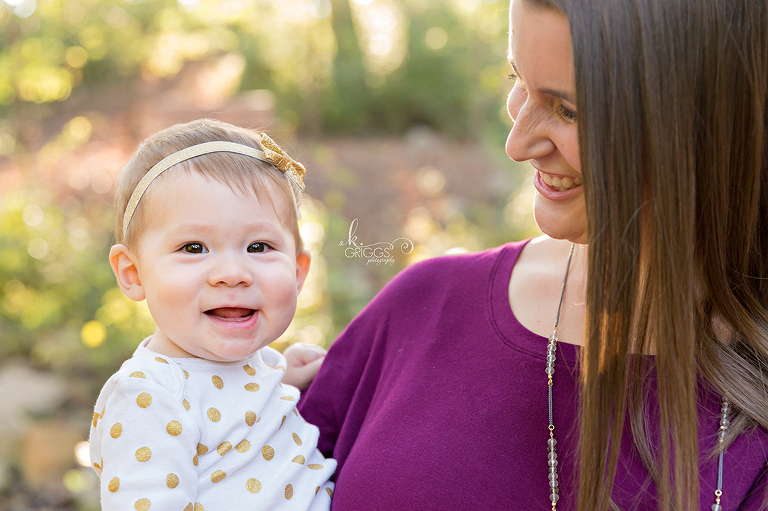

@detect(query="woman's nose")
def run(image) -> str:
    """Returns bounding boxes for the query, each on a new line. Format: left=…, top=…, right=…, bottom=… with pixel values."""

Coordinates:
left=505, top=89, right=556, bottom=162
left=208, top=253, right=253, bottom=287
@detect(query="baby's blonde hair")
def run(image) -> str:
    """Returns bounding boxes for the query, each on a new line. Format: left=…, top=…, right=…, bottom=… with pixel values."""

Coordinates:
left=114, top=119, right=304, bottom=253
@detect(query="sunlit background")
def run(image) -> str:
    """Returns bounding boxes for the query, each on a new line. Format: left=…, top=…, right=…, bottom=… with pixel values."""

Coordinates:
left=0, top=0, right=539, bottom=507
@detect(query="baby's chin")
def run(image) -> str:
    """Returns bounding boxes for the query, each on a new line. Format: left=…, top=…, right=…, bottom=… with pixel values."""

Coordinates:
left=199, top=340, right=268, bottom=362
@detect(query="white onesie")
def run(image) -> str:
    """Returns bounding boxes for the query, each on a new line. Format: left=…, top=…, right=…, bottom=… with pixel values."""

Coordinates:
left=89, top=339, right=335, bottom=511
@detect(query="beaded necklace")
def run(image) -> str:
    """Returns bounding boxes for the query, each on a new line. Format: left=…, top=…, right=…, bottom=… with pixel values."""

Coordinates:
left=545, top=244, right=731, bottom=510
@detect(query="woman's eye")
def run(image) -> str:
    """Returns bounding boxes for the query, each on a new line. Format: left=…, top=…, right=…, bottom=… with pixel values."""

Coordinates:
left=183, top=243, right=207, bottom=254
left=555, top=100, right=577, bottom=123
left=247, top=242, right=269, bottom=253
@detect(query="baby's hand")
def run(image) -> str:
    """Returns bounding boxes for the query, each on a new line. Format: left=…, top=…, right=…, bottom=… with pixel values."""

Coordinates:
left=282, top=342, right=327, bottom=391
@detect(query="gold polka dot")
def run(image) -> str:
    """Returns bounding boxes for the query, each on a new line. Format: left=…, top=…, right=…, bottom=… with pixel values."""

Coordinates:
left=211, top=470, right=226, bottom=483
left=212, top=375, right=223, bottom=389
left=292, top=455, right=305, bottom=464
left=285, top=484, right=293, bottom=499
left=280, top=416, right=286, bottom=429
left=217, top=441, right=232, bottom=455
left=293, top=408, right=299, bottom=417
left=316, top=486, right=320, bottom=494
left=326, top=487, right=333, bottom=499
left=262, top=445, right=275, bottom=461
left=194, top=504, right=204, bottom=511
left=129, top=371, right=146, bottom=378
left=108, top=476, right=119, bottom=492
left=93, top=462, right=101, bottom=471
left=192, top=455, right=198, bottom=466
left=276, top=365, right=286, bottom=372
left=155, top=357, right=169, bottom=364
left=244, top=383, right=260, bottom=392
left=110, top=423, right=122, bottom=438
left=183, top=370, right=189, bottom=379
left=207, top=407, right=221, bottom=422
left=182, top=399, right=190, bottom=411
left=235, top=439, right=251, bottom=453
left=92, top=412, right=99, bottom=427
left=136, top=392, right=152, bottom=408
left=184, top=504, right=192, bottom=511
left=246, top=478, right=262, bottom=493
left=292, top=433, right=302, bottom=446
left=166, top=420, right=182, bottom=436
left=136, top=447, right=152, bottom=462
left=308, top=464, right=323, bottom=470
left=134, top=498, right=151, bottom=511
left=243, top=364, right=256, bottom=376
left=245, top=411, right=257, bottom=426
left=166, top=473, right=179, bottom=488
left=280, top=395, right=295, bottom=401
left=197, top=443, right=208, bottom=455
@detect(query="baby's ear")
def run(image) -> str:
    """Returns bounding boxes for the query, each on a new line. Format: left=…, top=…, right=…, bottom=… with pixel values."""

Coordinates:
left=295, top=249, right=311, bottom=293
left=109, top=244, right=145, bottom=302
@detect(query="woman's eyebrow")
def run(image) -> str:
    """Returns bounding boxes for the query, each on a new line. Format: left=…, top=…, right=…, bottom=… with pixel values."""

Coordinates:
left=508, top=59, right=576, bottom=105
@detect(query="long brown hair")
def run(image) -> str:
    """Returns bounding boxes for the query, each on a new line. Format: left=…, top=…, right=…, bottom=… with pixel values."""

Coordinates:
left=521, top=0, right=768, bottom=509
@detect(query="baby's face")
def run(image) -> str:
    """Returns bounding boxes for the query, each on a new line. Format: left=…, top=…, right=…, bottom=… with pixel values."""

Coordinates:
left=133, top=171, right=307, bottom=361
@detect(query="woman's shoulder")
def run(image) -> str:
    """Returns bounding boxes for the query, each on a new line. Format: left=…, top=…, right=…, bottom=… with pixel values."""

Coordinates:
left=390, top=239, right=531, bottom=289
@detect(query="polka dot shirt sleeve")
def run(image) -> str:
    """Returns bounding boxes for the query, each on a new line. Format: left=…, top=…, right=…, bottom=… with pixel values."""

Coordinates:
left=90, top=366, right=201, bottom=510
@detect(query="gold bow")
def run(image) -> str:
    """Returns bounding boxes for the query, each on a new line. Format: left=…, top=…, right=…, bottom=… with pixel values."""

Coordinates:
left=260, top=133, right=306, bottom=190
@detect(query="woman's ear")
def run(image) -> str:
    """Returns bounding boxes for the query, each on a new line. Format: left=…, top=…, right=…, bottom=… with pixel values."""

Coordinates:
left=109, top=244, right=145, bottom=302
left=295, top=249, right=311, bottom=293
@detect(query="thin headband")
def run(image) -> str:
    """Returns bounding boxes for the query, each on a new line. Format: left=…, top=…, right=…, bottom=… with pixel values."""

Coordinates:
left=121, top=136, right=306, bottom=239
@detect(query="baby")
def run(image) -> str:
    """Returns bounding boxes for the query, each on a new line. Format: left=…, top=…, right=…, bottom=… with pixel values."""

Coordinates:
left=89, top=119, right=335, bottom=510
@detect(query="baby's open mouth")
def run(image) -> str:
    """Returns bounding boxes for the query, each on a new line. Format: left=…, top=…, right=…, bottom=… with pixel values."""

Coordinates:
left=205, top=308, right=256, bottom=321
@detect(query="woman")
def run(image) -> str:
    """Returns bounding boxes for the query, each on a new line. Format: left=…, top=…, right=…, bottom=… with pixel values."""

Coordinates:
left=296, top=0, right=768, bottom=509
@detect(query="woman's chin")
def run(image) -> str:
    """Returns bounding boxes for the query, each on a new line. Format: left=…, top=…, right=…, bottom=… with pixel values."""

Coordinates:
left=532, top=195, right=588, bottom=244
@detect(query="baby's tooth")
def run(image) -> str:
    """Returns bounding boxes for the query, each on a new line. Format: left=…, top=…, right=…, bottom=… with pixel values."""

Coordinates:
left=562, top=177, right=573, bottom=188
left=574, top=178, right=583, bottom=185
left=552, top=176, right=562, bottom=188
left=542, top=173, right=553, bottom=185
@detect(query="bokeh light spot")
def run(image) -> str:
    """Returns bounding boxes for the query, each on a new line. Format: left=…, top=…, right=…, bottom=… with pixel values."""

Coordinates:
left=82, top=320, right=107, bottom=348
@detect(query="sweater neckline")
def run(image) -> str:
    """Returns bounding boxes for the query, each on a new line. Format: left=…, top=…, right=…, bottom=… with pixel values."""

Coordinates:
left=489, top=240, right=579, bottom=367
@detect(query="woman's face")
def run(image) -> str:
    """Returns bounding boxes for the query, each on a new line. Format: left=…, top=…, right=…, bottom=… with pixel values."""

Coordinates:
left=506, top=0, right=586, bottom=244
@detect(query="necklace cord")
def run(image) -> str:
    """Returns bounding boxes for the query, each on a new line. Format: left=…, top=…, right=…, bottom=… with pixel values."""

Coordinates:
left=543, top=243, right=727, bottom=510
left=553, top=244, right=576, bottom=331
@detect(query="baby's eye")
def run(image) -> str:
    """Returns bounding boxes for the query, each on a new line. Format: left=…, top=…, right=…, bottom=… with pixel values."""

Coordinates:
left=247, top=242, right=270, bottom=253
left=183, top=243, right=207, bottom=254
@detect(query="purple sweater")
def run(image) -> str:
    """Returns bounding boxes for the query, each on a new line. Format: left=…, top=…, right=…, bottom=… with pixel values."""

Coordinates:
left=298, top=241, right=768, bottom=510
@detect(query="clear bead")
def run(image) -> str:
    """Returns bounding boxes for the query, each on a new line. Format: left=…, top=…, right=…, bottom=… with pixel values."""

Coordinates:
left=711, top=505, right=722, bottom=511
left=548, top=452, right=557, bottom=462
left=548, top=473, right=558, bottom=482
left=548, top=438, right=557, bottom=447
left=548, top=459, right=558, bottom=467
left=547, top=354, right=556, bottom=363
left=546, top=367, right=555, bottom=375
left=720, top=418, right=730, bottom=428
left=550, top=493, right=560, bottom=503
